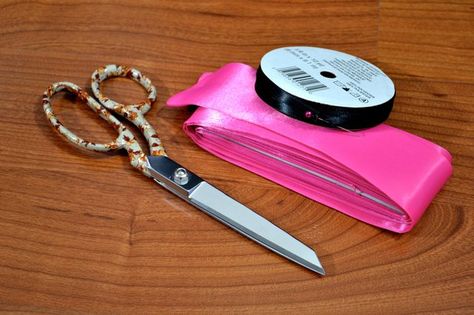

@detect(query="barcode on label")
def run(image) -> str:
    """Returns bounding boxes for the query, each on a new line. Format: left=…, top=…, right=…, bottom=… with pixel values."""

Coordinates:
left=277, top=66, right=328, bottom=93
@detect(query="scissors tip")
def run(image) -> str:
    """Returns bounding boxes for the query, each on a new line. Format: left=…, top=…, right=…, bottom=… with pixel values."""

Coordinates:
left=308, top=263, right=326, bottom=276
left=300, top=251, right=325, bottom=276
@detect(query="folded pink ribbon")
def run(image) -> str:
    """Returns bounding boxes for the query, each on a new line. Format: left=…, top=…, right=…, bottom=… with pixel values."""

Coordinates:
left=167, top=63, right=452, bottom=233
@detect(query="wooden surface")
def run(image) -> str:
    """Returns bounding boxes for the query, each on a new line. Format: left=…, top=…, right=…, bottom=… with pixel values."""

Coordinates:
left=0, top=0, right=473, bottom=313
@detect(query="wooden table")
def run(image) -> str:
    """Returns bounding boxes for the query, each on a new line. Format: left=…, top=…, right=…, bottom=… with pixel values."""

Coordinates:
left=1, top=1, right=473, bottom=313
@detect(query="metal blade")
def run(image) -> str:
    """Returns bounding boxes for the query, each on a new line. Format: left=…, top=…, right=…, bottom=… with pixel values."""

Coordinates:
left=189, top=182, right=325, bottom=275
left=146, top=155, right=324, bottom=275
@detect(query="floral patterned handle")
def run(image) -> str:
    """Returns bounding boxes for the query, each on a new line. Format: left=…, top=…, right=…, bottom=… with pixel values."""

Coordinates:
left=90, top=65, right=166, bottom=157
left=42, top=82, right=154, bottom=177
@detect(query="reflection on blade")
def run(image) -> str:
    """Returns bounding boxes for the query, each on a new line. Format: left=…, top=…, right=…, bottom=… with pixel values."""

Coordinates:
left=188, top=182, right=325, bottom=275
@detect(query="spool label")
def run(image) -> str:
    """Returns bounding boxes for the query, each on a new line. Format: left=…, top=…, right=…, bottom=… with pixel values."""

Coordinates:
left=260, top=47, right=395, bottom=108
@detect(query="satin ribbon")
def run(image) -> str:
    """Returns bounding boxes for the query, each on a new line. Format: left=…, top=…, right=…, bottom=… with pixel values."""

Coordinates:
left=167, top=63, right=452, bottom=233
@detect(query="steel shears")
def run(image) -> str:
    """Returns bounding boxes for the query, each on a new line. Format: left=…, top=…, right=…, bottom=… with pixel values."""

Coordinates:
left=41, top=64, right=324, bottom=275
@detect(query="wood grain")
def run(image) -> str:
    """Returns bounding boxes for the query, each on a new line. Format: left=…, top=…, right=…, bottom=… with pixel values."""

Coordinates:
left=0, top=0, right=472, bottom=313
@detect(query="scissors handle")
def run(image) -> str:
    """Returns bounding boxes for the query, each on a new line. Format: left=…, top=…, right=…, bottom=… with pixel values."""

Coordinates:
left=42, top=82, right=153, bottom=176
left=90, top=65, right=166, bottom=157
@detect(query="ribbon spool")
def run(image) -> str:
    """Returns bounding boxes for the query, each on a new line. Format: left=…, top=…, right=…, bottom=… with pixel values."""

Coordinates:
left=255, top=47, right=396, bottom=130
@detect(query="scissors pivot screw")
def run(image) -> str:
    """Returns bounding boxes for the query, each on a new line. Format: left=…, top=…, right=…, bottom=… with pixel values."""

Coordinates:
left=173, top=168, right=189, bottom=185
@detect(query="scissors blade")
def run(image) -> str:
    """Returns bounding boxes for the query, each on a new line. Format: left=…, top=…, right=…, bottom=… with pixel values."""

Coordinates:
left=189, top=182, right=325, bottom=274
left=146, top=156, right=324, bottom=275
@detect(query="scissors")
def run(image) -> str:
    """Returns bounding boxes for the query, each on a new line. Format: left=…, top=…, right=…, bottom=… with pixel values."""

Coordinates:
left=41, top=65, right=325, bottom=275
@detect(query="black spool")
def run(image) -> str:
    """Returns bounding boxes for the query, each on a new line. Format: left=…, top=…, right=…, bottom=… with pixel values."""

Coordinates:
left=254, top=47, right=396, bottom=130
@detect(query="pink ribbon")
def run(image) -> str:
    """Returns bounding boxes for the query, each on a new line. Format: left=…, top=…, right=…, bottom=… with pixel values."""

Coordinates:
left=167, top=63, right=452, bottom=233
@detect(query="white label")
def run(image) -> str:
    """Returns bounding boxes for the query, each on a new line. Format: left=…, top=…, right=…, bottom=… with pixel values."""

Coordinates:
left=260, top=47, right=395, bottom=108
